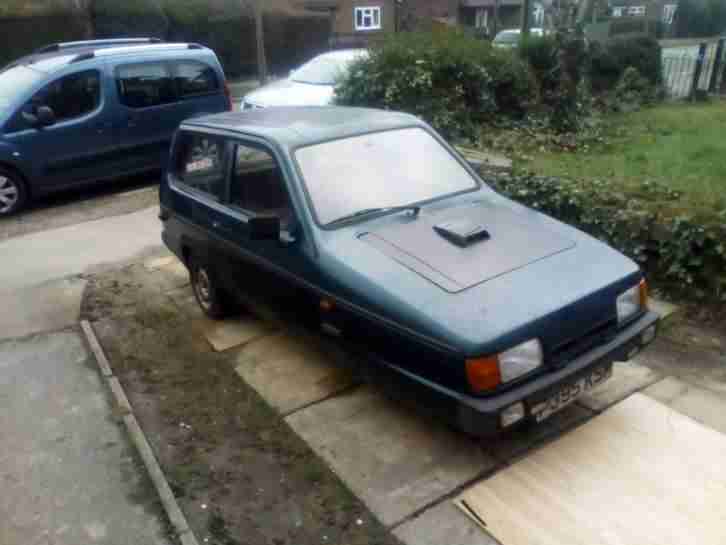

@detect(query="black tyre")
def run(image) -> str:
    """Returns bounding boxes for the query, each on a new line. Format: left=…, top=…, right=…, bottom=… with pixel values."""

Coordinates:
left=190, top=258, right=230, bottom=320
left=0, top=167, right=28, bottom=217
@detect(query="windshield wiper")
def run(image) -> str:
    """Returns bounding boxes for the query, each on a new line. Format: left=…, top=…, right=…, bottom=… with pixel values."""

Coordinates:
left=328, top=205, right=421, bottom=226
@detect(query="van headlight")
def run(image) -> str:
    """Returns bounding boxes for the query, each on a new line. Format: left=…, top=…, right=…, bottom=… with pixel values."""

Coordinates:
left=617, top=279, right=648, bottom=324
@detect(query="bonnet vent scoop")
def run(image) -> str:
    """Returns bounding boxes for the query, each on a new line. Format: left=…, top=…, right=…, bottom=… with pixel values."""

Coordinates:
left=433, top=218, right=490, bottom=248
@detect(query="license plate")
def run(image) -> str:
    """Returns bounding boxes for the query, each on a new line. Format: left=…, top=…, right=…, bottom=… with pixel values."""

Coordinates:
left=531, top=366, right=612, bottom=423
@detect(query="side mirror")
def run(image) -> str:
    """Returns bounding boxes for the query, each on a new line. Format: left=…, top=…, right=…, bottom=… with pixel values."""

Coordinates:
left=248, top=215, right=280, bottom=241
left=23, top=106, right=56, bottom=128
left=36, top=106, right=56, bottom=127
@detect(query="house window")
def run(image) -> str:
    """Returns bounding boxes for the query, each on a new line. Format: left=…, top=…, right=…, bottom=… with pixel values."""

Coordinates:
left=612, top=7, right=624, bottom=17
left=627, top=6, right=646, bottom=16
left=355, top=6, right=382, bottom=31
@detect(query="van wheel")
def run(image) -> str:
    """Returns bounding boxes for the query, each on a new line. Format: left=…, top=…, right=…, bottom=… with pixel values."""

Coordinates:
left=190, top=258, right=229, bottom=320
left=0, top=168, right=27, bottom=217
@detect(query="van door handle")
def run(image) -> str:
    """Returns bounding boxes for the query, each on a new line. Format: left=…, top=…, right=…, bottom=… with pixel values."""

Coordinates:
left=212, top=221, right=221, bottom=229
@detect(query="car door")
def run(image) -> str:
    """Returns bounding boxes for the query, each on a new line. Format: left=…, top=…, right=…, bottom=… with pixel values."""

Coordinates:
left=2, top=68, right=116, bottom=189
left=113, top=60, right=182, bottom=174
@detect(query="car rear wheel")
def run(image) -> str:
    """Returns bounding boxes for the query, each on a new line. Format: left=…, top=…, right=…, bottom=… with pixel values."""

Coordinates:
left=0, top=168, right=27, bottom=217
left=190, top=258, right=229, bottom=320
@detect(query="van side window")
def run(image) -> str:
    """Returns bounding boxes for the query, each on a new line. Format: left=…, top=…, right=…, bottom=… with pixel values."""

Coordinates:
left=231, top=144, right=292, bottom=227
left=11, top=70, right=101, bottom=131
left=174, top=61, right=219, bottom=98
left=116, top=63, right=176, bottom=109
left=174, top=133, right=226, bottom=199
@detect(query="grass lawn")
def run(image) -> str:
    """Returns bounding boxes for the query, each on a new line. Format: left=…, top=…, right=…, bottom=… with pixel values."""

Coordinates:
left=520, top=100, right=726, bottom=216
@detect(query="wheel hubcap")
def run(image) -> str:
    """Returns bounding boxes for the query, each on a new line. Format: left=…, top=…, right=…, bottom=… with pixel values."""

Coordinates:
left=195, top=268, right=213, bottom=310
left=0, top=176, right=19, bottom=214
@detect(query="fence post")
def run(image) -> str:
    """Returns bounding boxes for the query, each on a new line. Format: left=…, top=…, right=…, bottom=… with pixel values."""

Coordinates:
left=690, top=42, right=707, bottom=100
left=709, top=39, right=725, bottom=93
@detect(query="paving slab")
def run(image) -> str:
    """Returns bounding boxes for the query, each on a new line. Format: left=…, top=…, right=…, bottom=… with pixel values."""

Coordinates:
left=0, top=331, right=172, bottom=545
left=0, top=277, right=87, bottom=341
left=144, top=256, right=177, bottom=271
left=578, top=360, right=661, bottom=411
left=235, top=331, right=358, bottom=414
left=456, top=393, right=726, bottom=545
left=285, top=385, right=495, bottom=527
left=393, top=500, right=500, bottom=545
left=644, top=377, right=726, bottom=434
left=199, top=315, right=276, bottom=352
left=649, top=297, right=682, bottom=324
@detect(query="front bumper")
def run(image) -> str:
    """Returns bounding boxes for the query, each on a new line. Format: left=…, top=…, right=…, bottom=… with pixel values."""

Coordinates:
left=366, top=311, right=660, bottom=437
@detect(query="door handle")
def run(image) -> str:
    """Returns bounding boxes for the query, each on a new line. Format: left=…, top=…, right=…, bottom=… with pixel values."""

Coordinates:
left=212, top=221, right=221, bottom=229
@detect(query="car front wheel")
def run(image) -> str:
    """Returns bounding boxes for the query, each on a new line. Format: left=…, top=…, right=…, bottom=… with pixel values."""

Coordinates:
left=0, top=168, right=27, bottom=217
left=190, top=259, right=229, bottom=320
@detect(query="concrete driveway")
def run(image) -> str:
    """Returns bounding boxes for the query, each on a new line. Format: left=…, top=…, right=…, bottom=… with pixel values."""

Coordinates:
left=0, top=186, right=171, bottom=543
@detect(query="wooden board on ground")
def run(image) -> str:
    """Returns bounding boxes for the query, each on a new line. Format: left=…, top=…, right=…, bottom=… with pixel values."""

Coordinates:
left=456, top=393, right=726, bottom=545
left=234, top=331, right=357, bottom=414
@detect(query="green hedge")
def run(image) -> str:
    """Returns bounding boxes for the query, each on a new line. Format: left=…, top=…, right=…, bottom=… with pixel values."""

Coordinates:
left=488, top=173, right=726, bottom=300
left=335, top=30, right=537, bottom=141
left=590, top=36, right=662, bottom=93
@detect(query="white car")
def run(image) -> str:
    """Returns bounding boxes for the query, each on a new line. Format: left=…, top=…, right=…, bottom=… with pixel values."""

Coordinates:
left=240, top=49, right=368, bottom=110
left=493, top=28, right=546, bottom=49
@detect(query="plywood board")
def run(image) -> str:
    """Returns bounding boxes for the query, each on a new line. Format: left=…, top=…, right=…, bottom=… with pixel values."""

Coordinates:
left=456, top=393, right=726, bottom=545
left=199, top=316, right=276, bottom=352
left=234, top=331, right=357, bottom=414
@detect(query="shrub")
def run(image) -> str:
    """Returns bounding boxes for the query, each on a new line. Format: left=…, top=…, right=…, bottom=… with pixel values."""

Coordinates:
left=612, top=67, right=658, bottom=111
left=518, top=34, right=559, bottom=95
left=488, top=173, right=726, bottom=300
left=335, top=30, right=537, bottom=141
left=590, top=36, right=662, bottom=92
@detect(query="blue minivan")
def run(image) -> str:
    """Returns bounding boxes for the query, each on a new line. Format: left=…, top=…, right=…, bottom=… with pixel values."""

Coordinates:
left=0, top=38, right=231, bottom=216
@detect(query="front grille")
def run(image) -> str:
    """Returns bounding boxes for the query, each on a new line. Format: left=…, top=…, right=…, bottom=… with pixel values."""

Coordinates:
left=547, top=318, right=618, bottom=369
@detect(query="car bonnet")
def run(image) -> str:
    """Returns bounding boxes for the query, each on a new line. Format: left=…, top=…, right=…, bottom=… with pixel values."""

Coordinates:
left=360, top=199, right=576, bottom=293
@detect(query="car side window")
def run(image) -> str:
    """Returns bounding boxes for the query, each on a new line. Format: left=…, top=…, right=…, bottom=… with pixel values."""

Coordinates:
left=116, top=62, right=176, bottom=109
left=9, top=70, right=100, bottom=131
left=173, top=132, right=227, bottom=200
left=173, top=61, right=219, bottom=98
left=230, top=144, right=293, bottom=227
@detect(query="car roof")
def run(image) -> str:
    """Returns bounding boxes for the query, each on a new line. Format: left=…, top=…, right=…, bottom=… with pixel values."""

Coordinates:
left=4, top=40, right=210, bottom=74
left=313, top=49, right=368, bottom=61
left=182, top=107, right=422, bottom=148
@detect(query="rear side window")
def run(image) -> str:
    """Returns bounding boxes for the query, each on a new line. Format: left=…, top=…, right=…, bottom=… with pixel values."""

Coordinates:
left=173, top=132, right=227, bottom=199
left=116, top=62, right=176, bottom=109
left=173, top=61, right=219, bottom=98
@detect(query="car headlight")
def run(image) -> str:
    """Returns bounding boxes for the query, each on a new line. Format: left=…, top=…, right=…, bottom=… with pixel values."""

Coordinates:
left=617, top=279, right=648, bottom=324
left=466, top=339, right=543, bottom=393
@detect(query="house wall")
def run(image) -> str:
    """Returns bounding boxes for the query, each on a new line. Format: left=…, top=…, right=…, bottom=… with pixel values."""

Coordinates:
left=332, top=0, right=395, bottom=37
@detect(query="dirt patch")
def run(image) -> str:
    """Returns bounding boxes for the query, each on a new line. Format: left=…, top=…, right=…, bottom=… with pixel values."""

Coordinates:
left=81, top=262, right=400, bottom=545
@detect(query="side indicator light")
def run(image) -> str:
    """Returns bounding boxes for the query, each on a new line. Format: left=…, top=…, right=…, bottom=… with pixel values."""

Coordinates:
left=466, top=356, right=501, bottom=392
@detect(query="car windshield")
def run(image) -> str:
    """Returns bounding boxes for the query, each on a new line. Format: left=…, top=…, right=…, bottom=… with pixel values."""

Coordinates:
left=291, top=56, right=351, bottom=85
left=0, top=65, right=43, bottom=112
left=494, top=31, right=520, bottom=44
left=295, top=128, right=479, bottom=226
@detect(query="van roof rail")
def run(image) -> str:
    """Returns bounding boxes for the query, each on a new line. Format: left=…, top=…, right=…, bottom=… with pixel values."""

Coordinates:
left=70, top=43, right=205, bottom=64
left=36, top=38, right=163, bottom=54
